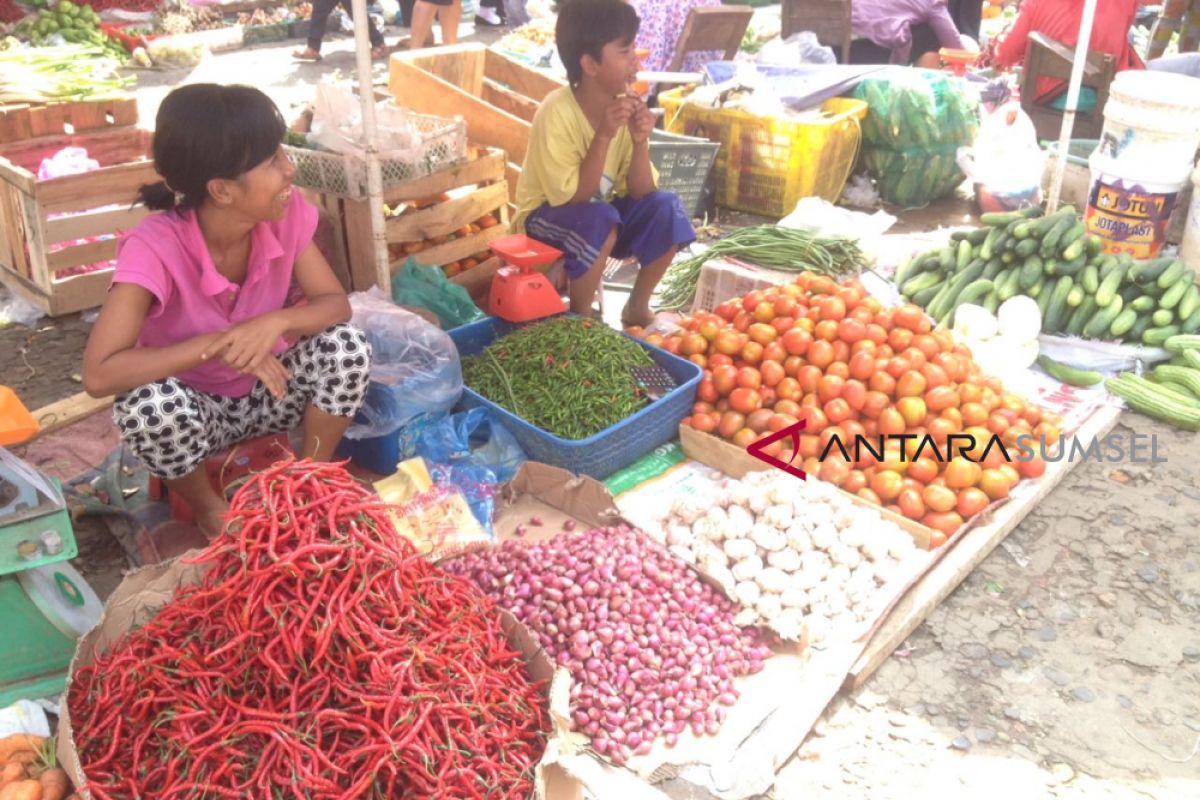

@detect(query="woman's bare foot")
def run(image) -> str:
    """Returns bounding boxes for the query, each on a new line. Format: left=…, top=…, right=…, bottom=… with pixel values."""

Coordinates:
left=196, top=502, right=229, bottom=542
left=621, top=305, right=657, bottom=329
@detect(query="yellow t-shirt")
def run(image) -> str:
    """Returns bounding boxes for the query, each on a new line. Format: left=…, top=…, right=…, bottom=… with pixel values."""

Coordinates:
left=514, top=87, right=652, bottom=231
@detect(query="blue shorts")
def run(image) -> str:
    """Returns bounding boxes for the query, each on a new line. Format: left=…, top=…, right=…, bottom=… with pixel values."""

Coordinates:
left=525, top=191, right=696, bottom=280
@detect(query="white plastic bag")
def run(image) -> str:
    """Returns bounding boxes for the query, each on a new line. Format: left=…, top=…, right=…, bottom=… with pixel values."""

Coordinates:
left=311, top=82, right=431, bottom=161
left=756, top=32, right=835, bottom=66
left=345, top=289, right=463, bottom=440
left=957, top=102, right=1044, bottom=208
left=38, top=147, right=98, bottom=181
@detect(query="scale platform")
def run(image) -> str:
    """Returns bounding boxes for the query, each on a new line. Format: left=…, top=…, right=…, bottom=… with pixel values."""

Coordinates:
left=0, top=448, right=99, bottom=705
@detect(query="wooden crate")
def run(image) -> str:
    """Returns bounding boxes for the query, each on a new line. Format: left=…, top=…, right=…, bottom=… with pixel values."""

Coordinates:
left=0, top=127, right=157, bottom=316
left=318, top=147, right=511, bottom=293
left=388, top=44, right=565, bottom=198
left=0, top=97, right=139, bottom=146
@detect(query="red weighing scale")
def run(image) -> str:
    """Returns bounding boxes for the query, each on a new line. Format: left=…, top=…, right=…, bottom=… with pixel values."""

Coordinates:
left=487, top=234, right=568, bottom=323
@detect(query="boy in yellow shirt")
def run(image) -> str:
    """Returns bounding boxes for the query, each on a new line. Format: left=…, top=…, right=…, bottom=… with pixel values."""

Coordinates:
left=514, top=0, right=696, bottom=327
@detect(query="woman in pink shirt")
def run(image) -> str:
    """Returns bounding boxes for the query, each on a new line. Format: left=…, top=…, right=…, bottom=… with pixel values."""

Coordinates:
left=82, top=84, right=371, bottom=539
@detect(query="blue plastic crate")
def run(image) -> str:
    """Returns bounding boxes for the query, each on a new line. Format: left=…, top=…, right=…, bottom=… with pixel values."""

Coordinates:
left=335, top=410, right=445, bottom=475
left=448, top=316, right=702, bottom=480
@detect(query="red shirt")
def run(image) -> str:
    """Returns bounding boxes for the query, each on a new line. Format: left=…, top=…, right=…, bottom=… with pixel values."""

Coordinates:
left=995, top=0, right=1145, bottom=104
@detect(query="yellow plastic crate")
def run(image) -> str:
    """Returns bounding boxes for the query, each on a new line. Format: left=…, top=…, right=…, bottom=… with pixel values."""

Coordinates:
left=658, top=90, right=867, bottom=218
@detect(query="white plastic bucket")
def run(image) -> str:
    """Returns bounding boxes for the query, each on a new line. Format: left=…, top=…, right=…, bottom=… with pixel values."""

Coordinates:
left=1084, top=151, right=1189, bottom=259
left=1182, top=165, right=1200, bottom=277
left=1097, top=71, right=1200, bottom=169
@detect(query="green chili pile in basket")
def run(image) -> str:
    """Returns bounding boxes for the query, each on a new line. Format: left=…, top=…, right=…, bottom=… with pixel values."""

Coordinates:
left=654, top=225, right=869, bottom=311
left=461, top=317, right=655, bottom=440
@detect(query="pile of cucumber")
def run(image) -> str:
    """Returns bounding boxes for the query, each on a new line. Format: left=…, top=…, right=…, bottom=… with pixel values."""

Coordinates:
left=1106, top=336, right=1200, bottom=431
left=896, top=206, right=1200, bottom=347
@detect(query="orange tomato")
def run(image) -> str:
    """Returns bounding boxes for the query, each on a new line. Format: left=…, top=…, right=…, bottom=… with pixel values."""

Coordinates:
left=925, top=385, right=960, bottom=413
left=815, top=319, right=840, bottom=342
left=776, top=377, right=802, bottom=403
left=944, top=457, right=982, bottom=489
left=956, top=487, right=990, bottom=518
left=896, top=370, right=928, bottom=398
left=735, top=367, right=762, bottom=390
left=922, top=484, right=957, bottom=513
left=761, top=361, right=786, bottom=388
left=961, top=402, right=989, bottom=428
left=826, top=359, right=850, bottom=380
left=987, top=411, right=1011, bottom=436
left=842, top=379, right=868, bottom=411
left=896, top=396, right=927, bottom=428
left=908, top=456, right=939, bottom=485
left=862, top=390, right=890, bottom=419
left=1017, top=454, right=1047, bottom=479
left=818, top=458, right=852, bottom=486
left=979, top=468, right=1012, bottom=500
left=843, top=469, right=868, bottom=494
left=729, top=388, right=762, bottom=415
left=886, top=357, right=912, bottom=380
left=781, top=328, right=812, bottom=356
left=877, top=408, right=906, bottom=436
left=870, top=470, right=904, bottom=501
left=697, top=379, right=719, bottom=404
left=798, top=365, right=823, bottom=394
left=869, top=372, right=897, bottom=396
left=732, top=427, right=758, bottom=448
left=849, top=351, right=876, bottom=381
left=762, top=342, right=788, bottom=364
left=718, top=411, right=745, bottom=440
left=818, top=296, right=847, bottom=321
left=711, top=365, right=738, bottom=396
left=808, top=340, right=836, bottom=369
left=897, top=488, right=925, bottom=519
left=817, top=375, right=845, bottom=403
left=746, top=409, right=775, bottom=434
left=920, top=362, right=950, bottom=389
left=768, top=413, right=800, bottom=433
left=927, top=417, right=958, bottom=444
left=857, top=487, right=883, bottom=506
left=888, top=327, right=914, bottom=352
left=922, top=511, right=964, bottom=538
left=824, top=398, right=852, bottom=424
left=747, top=323, right=778, bottom=346
left=741, top=341, right=764, bottom=365
left=803, top=407, right=830, bottom=432
left=690, top=413, right=719, bottom=434
left=893, top=304, right=926, bottom=332
left=838, top=318, right=867, bottom=343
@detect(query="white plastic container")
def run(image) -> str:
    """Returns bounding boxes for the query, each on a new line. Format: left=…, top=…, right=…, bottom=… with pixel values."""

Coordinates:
left=1084, top=151, right=1190, bottom=259
left=1182, top=165, right=1200, bottom=277
left=1098, top=71, right=1200, bottom=169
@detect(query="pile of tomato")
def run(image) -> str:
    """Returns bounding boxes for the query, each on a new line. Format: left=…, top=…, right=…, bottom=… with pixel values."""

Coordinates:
left=636, top=272, right=1061, bottom=547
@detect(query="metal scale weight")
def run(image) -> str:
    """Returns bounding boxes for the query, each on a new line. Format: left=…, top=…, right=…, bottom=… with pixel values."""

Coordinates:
left=0, top=449, right=101, bottom=705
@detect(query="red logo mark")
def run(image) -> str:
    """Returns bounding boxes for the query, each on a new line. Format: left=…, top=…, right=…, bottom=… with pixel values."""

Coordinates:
left=746, top=419, right=808, bottom=480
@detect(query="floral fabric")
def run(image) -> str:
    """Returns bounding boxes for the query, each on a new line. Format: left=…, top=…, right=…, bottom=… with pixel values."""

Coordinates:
left=632, top=0, right=723, bottom=73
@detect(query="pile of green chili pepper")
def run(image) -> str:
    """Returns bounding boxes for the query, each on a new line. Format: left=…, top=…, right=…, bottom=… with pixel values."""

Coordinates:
left=654, top=225, right=868, bottom=311
left=462, top=317, right=654, bottom=440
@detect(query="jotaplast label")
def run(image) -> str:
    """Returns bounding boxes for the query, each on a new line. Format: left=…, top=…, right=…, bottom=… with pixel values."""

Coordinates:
left=1085, top=175, right=1182, bottom=260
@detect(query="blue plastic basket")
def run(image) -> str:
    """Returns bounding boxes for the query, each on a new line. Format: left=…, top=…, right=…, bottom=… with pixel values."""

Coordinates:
left=448, top=316, right=702, bottom=479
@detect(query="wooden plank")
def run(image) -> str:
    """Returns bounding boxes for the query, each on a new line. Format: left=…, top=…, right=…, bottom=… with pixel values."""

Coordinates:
left=45, top=204, right=147, bottom=244
left=47, top=239, right=117, bottom=274
left=38, top=161, right=156, bottom=216
left=29, top=391, right=114, bottom=442
left=448, top=255, right=506, bottom=296
left=401, top=223, right=510, bottom=270
left=484, top=49, right=565, bottom=103
left=845, top=403, right=1124, bottom=688
left=382, top=150, right=506, bottom=204
left=506, top=162, right=523, bottom=206
left=393, top=43, right=487, bottom=96
left=0, top=154, right=37, bottom=195
left=388, top=57, right=532, bottom=164
left=43, top=268, right=114, bottom=316
left=18, top=190, right=51, bottom=294
left=0, top=183, right=31, bottom=280
left=385, top=182, right=508, bottom=243
left=0, top=261, right=51, bottom=313
left=340, top=198, right=381, bottom=292
left=482, top=78, right=540, bottom=124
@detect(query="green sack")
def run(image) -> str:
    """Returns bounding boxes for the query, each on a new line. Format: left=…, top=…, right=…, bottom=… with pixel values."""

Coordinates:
left=861, top=142, right=966, bottom=209
left=390, top=257, right=486, bottom=330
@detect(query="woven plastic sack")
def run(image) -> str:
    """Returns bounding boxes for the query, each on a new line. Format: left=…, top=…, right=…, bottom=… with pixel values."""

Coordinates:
left=854, top=68, right=979, bottom=150
left=862, top=142, right=965, bottom=209
left=390, top=257, right=486, bottom=330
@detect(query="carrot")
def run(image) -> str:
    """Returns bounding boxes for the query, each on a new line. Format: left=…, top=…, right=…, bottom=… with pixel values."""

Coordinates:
left=0, top=779, right=43, bottom=800
left=0, top=737, right=44, bottom=765
left=37, top=769, right=68, bottom=800
left=1, top=760, right=25, bottom=781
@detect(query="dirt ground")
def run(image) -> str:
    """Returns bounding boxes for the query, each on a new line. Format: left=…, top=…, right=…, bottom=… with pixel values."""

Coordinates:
left=1, top=20, right=1197, bottom=799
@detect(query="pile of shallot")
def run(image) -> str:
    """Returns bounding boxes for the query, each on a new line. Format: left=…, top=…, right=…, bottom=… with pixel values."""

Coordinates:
left=443, top=523, right=772, bottom=766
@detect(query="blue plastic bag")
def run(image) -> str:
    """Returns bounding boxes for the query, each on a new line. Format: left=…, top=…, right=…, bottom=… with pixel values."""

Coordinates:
left=417, top=409, right=526, bottom=531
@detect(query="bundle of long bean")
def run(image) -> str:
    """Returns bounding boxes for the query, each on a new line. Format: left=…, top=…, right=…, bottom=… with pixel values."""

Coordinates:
left=462, top=316, right=654, bottom=439
left=68, top=459, right=549, bottom=799
left=654, top=225, right=868, bottom=311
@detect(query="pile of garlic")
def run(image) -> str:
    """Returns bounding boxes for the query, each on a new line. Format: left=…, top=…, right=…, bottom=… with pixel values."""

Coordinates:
left=649, top=470, right=925, bottom=645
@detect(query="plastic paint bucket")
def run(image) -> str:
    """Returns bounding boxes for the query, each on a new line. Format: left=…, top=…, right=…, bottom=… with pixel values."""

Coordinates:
left=1085, top=151, right=1189, bottom=259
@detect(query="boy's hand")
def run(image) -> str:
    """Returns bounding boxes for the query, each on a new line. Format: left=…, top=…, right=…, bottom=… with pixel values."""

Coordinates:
left=598, top=97, right=634, bottom=141
left=628, top=100, right=655, bottom=144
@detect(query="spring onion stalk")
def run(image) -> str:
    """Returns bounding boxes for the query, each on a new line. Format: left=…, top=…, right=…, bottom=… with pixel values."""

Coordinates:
left=0, top=45, right=133, bottom=103
left=654, top=225, right=868, bottom=312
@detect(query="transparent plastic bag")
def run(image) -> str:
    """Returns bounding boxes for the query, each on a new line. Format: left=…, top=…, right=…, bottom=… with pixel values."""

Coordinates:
left=343, top=288, right=463, bottom=440
left=957, top=102, right=1044, bottom=210
left=756, top=32, right=835, bottom=67
left=854, top=68, right=979, bottom=150
left=861, top=142, right=965, bottom=209
left=417, top=409, right=527, bottom=533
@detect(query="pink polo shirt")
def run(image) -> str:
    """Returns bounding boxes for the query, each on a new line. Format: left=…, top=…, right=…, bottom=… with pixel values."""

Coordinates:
left=112, top=191, right=318, bottom=397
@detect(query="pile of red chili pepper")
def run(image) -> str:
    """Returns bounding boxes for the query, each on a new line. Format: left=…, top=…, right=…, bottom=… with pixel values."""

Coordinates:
left=67, top=459, right=548, bottom=799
